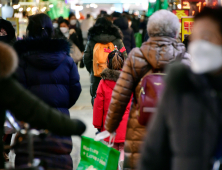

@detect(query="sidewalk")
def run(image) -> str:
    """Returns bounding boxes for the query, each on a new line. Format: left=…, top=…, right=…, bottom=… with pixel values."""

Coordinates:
left=69, top=68, right=97, bottom=170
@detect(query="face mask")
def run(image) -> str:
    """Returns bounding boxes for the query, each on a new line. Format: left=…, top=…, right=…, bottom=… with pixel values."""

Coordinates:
left=188, top=40, right=222, bottom=74
left=60, top=27, right=69, bottom=34
left=70, top=19, right=77, bottom=26
left=53, top=23, right=58, bottom=28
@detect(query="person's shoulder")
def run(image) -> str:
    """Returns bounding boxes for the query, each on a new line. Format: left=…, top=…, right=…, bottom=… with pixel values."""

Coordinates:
left=128, top=47, right=144, bottom=59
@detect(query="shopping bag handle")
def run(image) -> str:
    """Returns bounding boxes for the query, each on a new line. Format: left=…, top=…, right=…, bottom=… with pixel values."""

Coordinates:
left=94, top=131, right=116, bottom=147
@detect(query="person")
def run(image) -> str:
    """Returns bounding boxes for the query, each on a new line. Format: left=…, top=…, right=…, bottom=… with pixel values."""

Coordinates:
left=0, top=18, right=16, bottom=45
left=113, top=16, right=136, bottom=54
left=105, top=10, right=191, bottom=170
left=93, top=47, right=131, bottom=166
left=138, top=6, right=222, bottom=170
left=14, top=13, right=81, bottom=169
left=81, top=14, right=94, bottom=45
left=52, top=18, right=58, bottom=29
left=83, top=17, right=127, bottom=105
left=0, top=41, right=86, bottom=169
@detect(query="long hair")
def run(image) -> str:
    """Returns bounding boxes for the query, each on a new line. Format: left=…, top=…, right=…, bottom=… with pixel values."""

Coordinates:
left=27, top=13, right=53, bottom=39
left=107, top=50, right=124, bottom=70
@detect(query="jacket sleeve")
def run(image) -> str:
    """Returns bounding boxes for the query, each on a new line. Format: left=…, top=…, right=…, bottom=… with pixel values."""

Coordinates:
left=69, top=62, right=81, bottom=108
left=105, top=55, right=134, bottom=133
left=114, top=39, right=128, bottom=58
left=83, top=40, right=94, bottom=73
left=93, top=81, right=104, bottom=129
left=138, top=89, right=171, bottom=170
left=0, top=78, right=86, bottom=136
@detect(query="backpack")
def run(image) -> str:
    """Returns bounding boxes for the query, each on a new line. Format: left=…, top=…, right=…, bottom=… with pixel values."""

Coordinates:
left=93, top=42, right=115, bottom=77
left=136, top=71, right=165, bottom=126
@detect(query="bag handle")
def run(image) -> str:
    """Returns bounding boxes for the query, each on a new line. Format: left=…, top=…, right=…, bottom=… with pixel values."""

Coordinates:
left=94, top=131, right=116, bottom=147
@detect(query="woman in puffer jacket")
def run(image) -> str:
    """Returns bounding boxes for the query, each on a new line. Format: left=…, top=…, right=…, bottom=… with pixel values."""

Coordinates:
left=93, top=48, right=132, bottom=167
left=0, top=42, right=85, bottom=170
left=14, top=13, right=81, bottom=170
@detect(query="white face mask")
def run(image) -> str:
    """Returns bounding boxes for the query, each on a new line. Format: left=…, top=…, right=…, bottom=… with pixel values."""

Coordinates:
left=188, top=40, right=222, bottom=74
left=70, top=19, right=77, bottom=26
left=60, top=27, right=69, bottom=34
left=53, top=23, right=58, bottom=28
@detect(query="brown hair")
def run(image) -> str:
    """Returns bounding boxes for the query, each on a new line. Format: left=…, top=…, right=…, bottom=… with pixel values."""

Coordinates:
left=107, top=50, right=124, bottom=70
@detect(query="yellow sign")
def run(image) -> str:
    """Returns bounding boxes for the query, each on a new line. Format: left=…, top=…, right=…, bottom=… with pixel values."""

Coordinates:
left=181, top=17, right=194, bottom=42
left=6, top=18, right=19, bottom=36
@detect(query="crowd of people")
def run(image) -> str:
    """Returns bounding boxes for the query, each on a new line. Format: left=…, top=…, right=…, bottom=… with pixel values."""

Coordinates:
left=0, top=5, right=222, bottom=170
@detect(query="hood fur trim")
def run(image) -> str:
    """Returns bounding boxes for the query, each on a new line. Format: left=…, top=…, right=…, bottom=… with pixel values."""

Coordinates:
left=14, top=38, right=70, bottom=56
left=0, top=42, right=18, bottom=78
left=101, top=68, right=121, bottom=82
left=88, top=25, right=123, bottom=40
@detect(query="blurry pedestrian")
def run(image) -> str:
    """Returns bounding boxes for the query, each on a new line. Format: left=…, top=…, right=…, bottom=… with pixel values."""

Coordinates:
left=0, top=18, right=16, bottom=45
left=0, top=41, right=86, bottom=170
left=83, top=17, right=127, bottom=105
left=105, top=10, right=191, bottom=170
left=81, top=14, right=94, bottom=45
left=138, top=6, right=222, bottom=170
left=114, top=16, right=136, bottom=54
left=93, top=47, right=131, bottom=168
left=52, top=18, right=58, bottom=29
left=14, top=13, right=81, bottom=170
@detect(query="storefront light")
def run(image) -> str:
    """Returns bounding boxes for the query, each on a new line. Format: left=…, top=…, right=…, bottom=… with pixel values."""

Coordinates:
left=32, top=6, right=38, bottom=12
left=89, top=3, right=98, bottom=8
left=41, top=7, right=46, bottom=12
left=19, top=7, right=23, bottom=12
left=27, top=7, right=31, bottom=11
left=49, top=4, right=54, bottom=8
left=177, top=4, right=182, bottom=9
left=13, top=4, right=20, bottom=9
left=149, top=0, right=156, bottom=3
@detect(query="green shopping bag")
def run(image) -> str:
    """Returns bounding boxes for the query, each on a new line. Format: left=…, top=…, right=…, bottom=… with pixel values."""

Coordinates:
left=77, top=136, right=120, bottom=170
left=135, top=32, right=143, bottom=47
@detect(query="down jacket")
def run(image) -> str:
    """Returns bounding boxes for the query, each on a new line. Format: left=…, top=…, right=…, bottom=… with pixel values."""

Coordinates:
left=83, top=24, right=127, bottom=105
left=105, top=37, right=191, bottom=170
left=14, top=38, right=81, bottom=169
left=0, top=42, right=85, bottom=169
left=139, top=63, right=222, bottom=170
left=93, top=68, right=131, bottom=143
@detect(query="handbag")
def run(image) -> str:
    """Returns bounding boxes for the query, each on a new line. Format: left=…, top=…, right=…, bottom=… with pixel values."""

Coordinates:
left=70, top=43, right=83, bottom=63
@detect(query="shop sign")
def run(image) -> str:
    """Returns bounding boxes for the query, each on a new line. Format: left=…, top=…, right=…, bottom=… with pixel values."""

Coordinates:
left=172, top=10, right=189, bottom=33
left=181, top=17, right=194, bottom=42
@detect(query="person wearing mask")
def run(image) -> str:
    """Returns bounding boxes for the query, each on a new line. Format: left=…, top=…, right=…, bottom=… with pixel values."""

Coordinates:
left=138, top=7, right=222, bottom=170
left=14, top=13, right=81, bottom=169
left=52, top=19, right=58, bottom=29
left=105, top=10, right=191, bottom=170
left=0, top=19, right=16, bottom=45
left=83, top=17, right=127, bottom=105
left=0, top=41, right=86, bottom=170
left=113, top=16, right=136, bottom=54
left=69, top=13, right=84, bottom=51
left=81, top=14, right=94, bottom=45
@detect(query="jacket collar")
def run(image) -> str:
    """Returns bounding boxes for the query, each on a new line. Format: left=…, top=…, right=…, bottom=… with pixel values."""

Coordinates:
left=101, top=68, right=120, bottom=82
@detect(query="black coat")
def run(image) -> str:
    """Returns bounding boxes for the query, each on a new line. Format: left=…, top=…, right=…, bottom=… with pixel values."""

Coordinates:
left=138, top=63, right=222, bottom=170
left=114, top=17, right=136, bottom=54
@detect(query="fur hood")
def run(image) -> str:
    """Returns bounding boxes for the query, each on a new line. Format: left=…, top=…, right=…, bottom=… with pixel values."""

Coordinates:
left=101, top=68, right=121, bottom=82
left=14, top=38, right=70, bottom=56
left=0, top=42, right=18, bottom=78
left=88, top=24, right=123, bottom=41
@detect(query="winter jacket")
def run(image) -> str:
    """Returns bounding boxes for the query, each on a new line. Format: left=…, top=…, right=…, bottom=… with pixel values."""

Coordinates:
left=138, top=63, right=222, bottom=170
left=93, top=69, right=131, bottom=143
left=83, top=25, right=127, bottom=105
left=14, top=38, right=81, bottom=169
left=105, top=37, right=191, bottom=170
left=114, top=17, right=136, bottom=54
left=0, top=42, right=85, bottom=169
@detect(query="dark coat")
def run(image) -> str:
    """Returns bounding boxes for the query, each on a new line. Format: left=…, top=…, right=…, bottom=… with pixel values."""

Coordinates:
left=14, top=38, right=81, bottom=169
left=0, top=42, right=85, bottom=169
left=105, top=37, right=191, bottom=170
left=114, top=17, right=136, bottom=54
left=83, top=24, right=127, bottom=105
left=138, top=63, right=222, bottom=170
left=69, top=25, right=84, bottom=52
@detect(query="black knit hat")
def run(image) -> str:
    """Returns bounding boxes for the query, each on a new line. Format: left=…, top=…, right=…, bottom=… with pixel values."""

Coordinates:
left=0, top=19, right=16, bottom=42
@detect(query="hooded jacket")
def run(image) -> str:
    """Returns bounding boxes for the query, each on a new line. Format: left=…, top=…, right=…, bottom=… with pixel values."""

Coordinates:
left=114, top=17, right=136, bottom=54
left=139, top=63, right=222, bottom=170
left=14, top=38, right=81, bottom=169
left=105, top=37, right=191, bottom=170
left=93, top=69, right=131, bottom=143
left=83, top=24, right=127, bottom=105
left=0, top=42, right=85, bottom=169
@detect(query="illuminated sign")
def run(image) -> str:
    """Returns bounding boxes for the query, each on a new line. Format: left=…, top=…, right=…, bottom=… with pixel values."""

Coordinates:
left=172, top=10, right=189, bottom=33
left=181, top=17, right=194, bottom=42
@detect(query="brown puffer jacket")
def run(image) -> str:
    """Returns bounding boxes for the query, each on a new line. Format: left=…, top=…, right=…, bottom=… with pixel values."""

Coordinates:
left=105, top=37, right=191, bottom=170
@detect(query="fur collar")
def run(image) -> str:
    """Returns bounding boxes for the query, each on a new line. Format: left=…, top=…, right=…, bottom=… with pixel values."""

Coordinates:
left=14, top=38, right=70, bottom=56
left=101, top=68, right=120, bottom=82
left=88, top=25, right=123, bottom=40
left=0, top=42, right=18, bottom=78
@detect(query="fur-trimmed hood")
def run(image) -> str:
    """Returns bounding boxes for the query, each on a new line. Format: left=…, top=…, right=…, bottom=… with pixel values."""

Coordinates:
left=101, top=68, right=121, bottom=82
left=88, top=25, right=123, bottom=43
left=14, top=38, right=71, bottom=69
left=0, top=42, right=18, bottom=78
